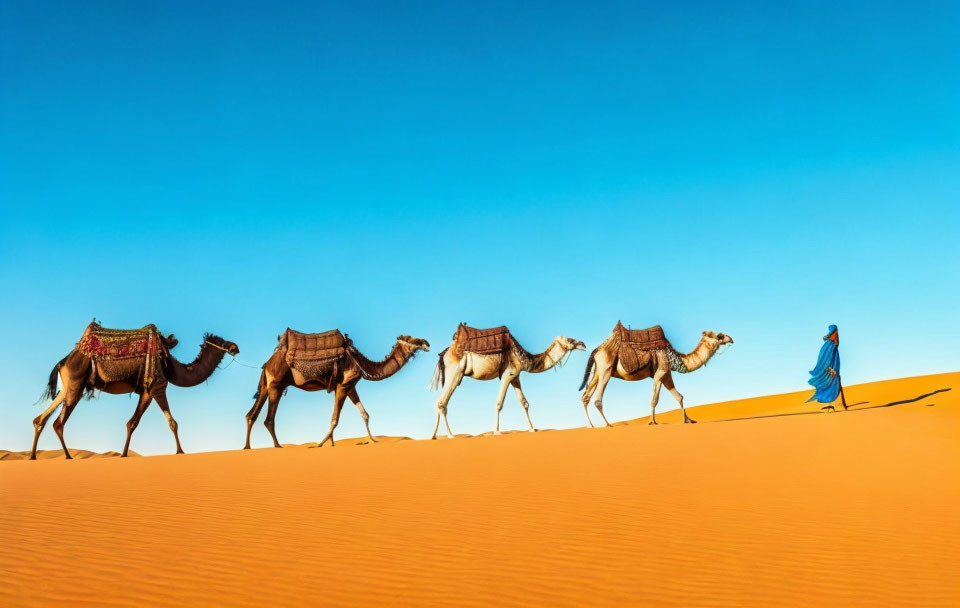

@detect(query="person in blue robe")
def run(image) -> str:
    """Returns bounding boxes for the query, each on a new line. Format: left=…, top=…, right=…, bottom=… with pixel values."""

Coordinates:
left=807, top=324, right=846, bottom=409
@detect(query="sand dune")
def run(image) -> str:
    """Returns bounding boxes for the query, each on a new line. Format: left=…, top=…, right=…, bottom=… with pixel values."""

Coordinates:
left=0, top=449, right=139, bottom=461
left=1, top=372, right=957, bottom=606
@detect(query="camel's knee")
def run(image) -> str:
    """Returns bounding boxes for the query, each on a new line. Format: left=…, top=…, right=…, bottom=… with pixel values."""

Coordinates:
left=167, top=419, right=178, bottom=432
left=263, top=418, right=274, bottom=429
left=594, top=400, right=603, bottom=411
left=361, top=411, right=369, bottom=422
left=53, top=419, right=65, bottom=434
left=33, top=416, right=45, bottom=432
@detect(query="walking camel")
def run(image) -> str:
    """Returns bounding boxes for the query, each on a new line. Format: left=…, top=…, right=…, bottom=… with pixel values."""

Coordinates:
left=579, top=322, right=733, bottom=427
left=244, top=329, right=429, bottom=449
left=429, top=323, right=585, bottom=439
left=31, top=321, right=239, bottom=459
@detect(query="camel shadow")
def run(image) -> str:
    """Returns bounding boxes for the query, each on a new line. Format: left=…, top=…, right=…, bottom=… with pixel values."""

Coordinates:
left=711, top=388, right=951, bottom=425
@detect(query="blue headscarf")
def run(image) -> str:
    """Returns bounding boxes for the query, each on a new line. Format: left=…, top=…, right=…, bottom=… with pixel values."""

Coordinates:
left=807, top=325, right=840, bottom=403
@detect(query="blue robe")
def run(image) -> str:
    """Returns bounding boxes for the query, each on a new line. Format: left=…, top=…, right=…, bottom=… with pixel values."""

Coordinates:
left=807, top=325, right=841, bottom=403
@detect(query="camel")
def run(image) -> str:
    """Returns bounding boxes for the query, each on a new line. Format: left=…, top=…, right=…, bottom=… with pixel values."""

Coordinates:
left=429, top=325, right=586, bottom=439
left=244, top=331, right=430, bottom=449
left=31, top=323, right=239, bottom=459
left=579, top=325, right=733, bottom=427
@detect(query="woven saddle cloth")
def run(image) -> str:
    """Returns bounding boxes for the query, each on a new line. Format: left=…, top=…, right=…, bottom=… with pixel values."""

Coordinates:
left=76, top=322, right=169, bottom=386
left=452, top=323, right=513, bottom=357
left=614, top=321, right=673, bottom=374
left=279, top=328, right=349, bottom=381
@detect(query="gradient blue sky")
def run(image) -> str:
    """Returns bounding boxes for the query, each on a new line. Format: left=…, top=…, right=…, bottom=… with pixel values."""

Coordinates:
left=1, top=1, right=957, bottom=455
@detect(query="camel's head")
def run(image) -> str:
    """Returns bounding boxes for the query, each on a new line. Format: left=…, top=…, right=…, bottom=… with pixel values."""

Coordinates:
left=164, top=333, right=179, bottom=350
left=558, top=336, right=587, bottom=351
left=702, top=331, right=734, bottom=348
left=205, top=334, right=240, bottom=356
left=398, top=335, right=431, bottom=353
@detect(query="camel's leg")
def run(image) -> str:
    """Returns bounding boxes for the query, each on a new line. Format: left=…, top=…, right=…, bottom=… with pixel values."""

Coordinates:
left=432, top=362, right=464, bottom=440
left=493, top=373, right=513, bottom=435
left=593, top=367, right=614, bottom=427
left=244, top=376, right=269, bottom=449
left=510, top=376, right=536, bottom=432
left=662, top=372, right=695, bottom=424
left=51, top=393, right=81, bottom=460
left=152, top=386, right=185, bottom=454
left=318, top=384, right=349, bottom=447
left=30, top=391, right=65, bottom=460
left=649, top=368, right=666, bottom=425
left=581, top=364, right=601, bottom=428
left=263, top=385, right=284, bottom=448
left=122, top=392, right=153, bottom=457
left=347, top=387, right=377, bottom=443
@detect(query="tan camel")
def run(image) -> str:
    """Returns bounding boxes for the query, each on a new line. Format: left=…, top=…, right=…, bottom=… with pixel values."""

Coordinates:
left=579, top=326, right=733, bottom=427
left=244, top=331, right=429, bottom=449
left=429, top=325, right=585, bottom=439
left=31, top=323, right=239, bottom=459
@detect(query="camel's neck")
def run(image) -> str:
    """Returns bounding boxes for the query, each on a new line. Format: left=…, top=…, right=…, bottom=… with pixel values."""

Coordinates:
left=677, top=339, right=719, bottom=373
left=165, top=341, right=228, bottom=387
left=526, top=339, right=569, bottom=373
left=351, top=342, right=417, bottom=381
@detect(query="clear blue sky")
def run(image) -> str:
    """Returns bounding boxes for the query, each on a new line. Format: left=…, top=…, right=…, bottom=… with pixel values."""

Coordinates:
left=1, top=1, right=957, bottom=455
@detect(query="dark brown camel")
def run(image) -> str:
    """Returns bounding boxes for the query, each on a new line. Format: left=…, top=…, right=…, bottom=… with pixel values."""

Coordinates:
left=31, top=328, right=239, bottom=459
left=244, top=333, right=429, bottom=449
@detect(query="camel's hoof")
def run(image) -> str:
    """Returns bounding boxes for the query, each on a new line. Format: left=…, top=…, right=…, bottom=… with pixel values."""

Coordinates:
left=368, top=438, right=379, bottom=444
left=528, top=428, right=537, bottom=433
left=29, top=455, right=37, bottom=461
left=648, top=420, right=658, bottom=426
left=64, top=454, right=72, bottom=460
left=685, top=419, right=697, bottom=424
left=493, top=431, right=502, bottom=436
left=243, top=445, right=250, bottom=450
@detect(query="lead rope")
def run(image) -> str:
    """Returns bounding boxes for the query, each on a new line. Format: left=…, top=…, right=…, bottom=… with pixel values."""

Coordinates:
left=204, top=340, right=261, bottom=370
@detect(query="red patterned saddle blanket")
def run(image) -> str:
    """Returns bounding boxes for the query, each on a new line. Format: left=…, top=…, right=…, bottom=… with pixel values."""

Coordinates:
left=76, top=321, right=170, bottom=388
left=77, top=322, right=167, bottom=359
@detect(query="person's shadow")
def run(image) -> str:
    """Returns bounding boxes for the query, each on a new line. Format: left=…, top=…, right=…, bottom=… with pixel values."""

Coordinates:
left=713, top=388, right=951, bottom=424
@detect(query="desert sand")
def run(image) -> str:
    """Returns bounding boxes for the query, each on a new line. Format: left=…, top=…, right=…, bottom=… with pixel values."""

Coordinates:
left=1, top=372, right=957, bottom=606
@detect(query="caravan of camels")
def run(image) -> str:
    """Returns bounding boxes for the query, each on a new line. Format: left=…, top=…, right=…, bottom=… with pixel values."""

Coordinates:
left=29, top=319, right=732, bottom=459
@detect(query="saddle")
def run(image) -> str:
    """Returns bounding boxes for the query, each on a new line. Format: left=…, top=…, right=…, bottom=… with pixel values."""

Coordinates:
left=451, top=323, right=513, bottom=357
left=278, top=328, right=350, bottom=385
left=613, top=321, right=673, bottom=375
left=76, top=321, right=170, bottom=388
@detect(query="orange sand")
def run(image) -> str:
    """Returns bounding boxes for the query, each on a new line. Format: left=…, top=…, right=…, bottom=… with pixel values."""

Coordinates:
left=2, top=372, right=958, bottom=606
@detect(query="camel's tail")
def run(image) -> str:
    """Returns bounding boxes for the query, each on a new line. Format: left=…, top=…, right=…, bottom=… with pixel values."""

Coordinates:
left=40, top=355, right=67, bottom=403
left=251, top=366, right=267, bottom=402
left=579, top=347, right=599, bottom=391
left=429, top=348, right=448, bottom=391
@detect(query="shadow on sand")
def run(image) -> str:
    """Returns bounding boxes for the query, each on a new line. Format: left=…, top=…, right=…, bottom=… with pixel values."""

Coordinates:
left=710, top=388, right=951, bottom=425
